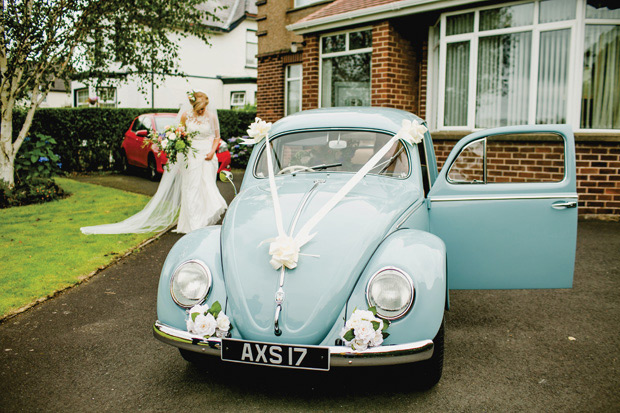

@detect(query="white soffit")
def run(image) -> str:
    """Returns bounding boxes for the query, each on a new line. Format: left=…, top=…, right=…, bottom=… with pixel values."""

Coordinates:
left=287, top=0, right=481, bottom=34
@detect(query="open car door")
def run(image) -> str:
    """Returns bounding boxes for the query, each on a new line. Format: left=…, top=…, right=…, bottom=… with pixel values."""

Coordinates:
left=428, top=125, right=577, bottom=289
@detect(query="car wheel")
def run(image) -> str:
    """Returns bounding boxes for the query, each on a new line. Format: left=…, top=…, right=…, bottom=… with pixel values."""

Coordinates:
left=147, top=155, right=159, bottom=181
left=411, top=320, right=444, bottom=389
left=120, top=150, right=130, bottom=175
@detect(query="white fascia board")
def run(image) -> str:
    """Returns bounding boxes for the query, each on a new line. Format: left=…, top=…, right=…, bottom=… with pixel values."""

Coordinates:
left=287, top=0, right=480, bottom=34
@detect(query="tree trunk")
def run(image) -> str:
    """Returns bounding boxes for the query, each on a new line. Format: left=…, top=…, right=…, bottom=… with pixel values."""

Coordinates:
left=0, top=110, right=15, bottom=186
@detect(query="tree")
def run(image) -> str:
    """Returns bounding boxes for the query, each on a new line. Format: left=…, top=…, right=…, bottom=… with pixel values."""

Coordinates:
left=0, top=0, right=219, bottom=186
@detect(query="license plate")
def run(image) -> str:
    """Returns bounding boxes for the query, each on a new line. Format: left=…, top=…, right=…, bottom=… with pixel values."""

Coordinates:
left=221, top=338, right=330, bottom=371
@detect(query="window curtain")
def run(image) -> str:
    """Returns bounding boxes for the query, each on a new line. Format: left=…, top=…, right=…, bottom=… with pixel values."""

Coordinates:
left=444, top=42, right=470, bottom=126
left=537, top=29, right=571, bottom=124
left=476, top=32, right=531, bottom=128
left=581, top=25, right=620, bottom=129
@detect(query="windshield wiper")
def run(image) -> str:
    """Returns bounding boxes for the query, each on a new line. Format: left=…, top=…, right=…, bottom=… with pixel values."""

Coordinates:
left=309, top=163, right=342, bottom=171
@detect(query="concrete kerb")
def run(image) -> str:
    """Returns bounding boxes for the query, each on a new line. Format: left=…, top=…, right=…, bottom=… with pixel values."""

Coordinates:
left=0, top=223, right=176, bottom=324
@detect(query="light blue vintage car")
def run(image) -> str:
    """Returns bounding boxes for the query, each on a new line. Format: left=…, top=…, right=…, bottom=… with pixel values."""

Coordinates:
left=154, top=107, right=577, bottom=388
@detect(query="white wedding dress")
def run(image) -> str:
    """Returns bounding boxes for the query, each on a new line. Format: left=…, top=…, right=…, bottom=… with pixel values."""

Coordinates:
left=80, top=110, right=227, bottom=235
left=176, top=112, right=227, bottom=233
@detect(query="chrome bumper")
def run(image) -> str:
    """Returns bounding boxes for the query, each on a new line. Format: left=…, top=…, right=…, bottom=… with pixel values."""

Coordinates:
left=154, top=321, right=434, bottom=367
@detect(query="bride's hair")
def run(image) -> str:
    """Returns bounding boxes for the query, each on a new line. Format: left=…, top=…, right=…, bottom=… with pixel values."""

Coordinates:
left=188, top=90, right=208, bottom=113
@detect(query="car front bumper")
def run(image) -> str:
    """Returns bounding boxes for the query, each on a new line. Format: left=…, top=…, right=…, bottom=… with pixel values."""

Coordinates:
left=154, top=321, right=434, bottom=367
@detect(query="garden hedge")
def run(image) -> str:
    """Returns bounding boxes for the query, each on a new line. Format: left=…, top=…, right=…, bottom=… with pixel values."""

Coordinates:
left=12, top=107, right=256, bottom=173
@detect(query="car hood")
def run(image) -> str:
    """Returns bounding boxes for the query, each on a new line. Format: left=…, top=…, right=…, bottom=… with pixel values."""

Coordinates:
left=221, top=174, right=419, bottom=344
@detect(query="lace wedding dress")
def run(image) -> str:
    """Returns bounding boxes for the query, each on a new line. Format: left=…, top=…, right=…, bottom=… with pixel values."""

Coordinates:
left=80, top=110, right=227, bottom=235
left=176, top=111, right=227, bottom=233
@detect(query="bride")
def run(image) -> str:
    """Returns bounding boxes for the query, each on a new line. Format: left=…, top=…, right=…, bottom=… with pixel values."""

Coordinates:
left=80, top=90, right=227, bottom=235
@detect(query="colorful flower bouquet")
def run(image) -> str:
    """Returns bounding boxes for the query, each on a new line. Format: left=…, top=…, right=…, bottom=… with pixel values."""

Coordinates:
left=340, top=307, right=390, bottom=351
left=186, top=301, right=232, bottom=339
left=146, top=124, right=197, bottom=170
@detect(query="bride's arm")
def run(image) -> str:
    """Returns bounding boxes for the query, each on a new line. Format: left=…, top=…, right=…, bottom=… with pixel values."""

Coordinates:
left=205, top=112, right=220, bottom=161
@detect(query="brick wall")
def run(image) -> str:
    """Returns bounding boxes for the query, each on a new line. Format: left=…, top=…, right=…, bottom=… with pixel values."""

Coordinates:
left=576, top=143, right=620, bottom=217
left=301, top=35, right=320, bottom=111
left=434, top=138, right=620, bottom=219
left=371, top=21, right=417, bottom=112
left=257, top=53, right=286, bottom=123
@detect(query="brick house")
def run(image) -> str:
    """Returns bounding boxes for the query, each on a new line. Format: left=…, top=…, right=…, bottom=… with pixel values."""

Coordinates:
left=256, top=0, right=619, bottom=219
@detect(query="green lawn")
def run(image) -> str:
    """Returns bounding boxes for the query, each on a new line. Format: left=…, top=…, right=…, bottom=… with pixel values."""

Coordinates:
left=0, top=178, right=157, bottom=318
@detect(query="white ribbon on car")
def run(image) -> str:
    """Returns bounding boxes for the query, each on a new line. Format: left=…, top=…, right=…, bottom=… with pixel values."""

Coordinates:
left=245, top=117, right=427, bottom=271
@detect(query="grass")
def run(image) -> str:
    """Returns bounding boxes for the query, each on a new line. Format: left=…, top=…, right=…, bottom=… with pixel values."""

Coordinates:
left=0, top=177, right=157, bottom=319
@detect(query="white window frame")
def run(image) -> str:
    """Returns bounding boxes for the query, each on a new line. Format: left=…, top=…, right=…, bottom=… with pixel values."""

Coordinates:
left=434, top=0, right=620, bottom=133
left=285, top=63, right=303, bottom=116
left=246, top=29, right=258, bottom=68
left=74, top=88, right=90, bottom=107
left=230, top=91, right=246, bottom=109
left=319, top=27, right=373, bottom=108
left=96, top=87, right=117, bottom=108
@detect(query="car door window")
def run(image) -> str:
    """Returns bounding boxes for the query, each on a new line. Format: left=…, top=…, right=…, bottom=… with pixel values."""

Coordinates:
left=141, top=116, right=153, bottom=131
left=447, top=132, right=565, bottom=184
left=132, top=116, right=146, bottom=132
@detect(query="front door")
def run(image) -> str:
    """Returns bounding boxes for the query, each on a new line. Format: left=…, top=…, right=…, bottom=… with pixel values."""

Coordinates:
left=428, top=125, right=577, bottom=289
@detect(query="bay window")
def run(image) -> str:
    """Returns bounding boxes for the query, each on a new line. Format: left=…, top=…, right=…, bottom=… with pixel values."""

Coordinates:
left=320, top=29, right=372, bottom=108
left=437, top=0, right=620, bottom=131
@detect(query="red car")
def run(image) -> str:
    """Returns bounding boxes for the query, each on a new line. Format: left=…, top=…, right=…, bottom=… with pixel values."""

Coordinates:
left=121, top=113, right=232, bottom=181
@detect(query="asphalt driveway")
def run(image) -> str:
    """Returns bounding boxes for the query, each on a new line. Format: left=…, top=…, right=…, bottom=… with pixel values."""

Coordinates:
left=0, top=173, right=618, bottom=411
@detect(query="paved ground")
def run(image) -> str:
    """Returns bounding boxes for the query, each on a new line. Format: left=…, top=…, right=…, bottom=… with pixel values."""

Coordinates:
left=1, top=173, right=619, bottom=411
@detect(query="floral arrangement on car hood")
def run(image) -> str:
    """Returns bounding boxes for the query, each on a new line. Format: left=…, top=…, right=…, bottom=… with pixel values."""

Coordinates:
left=146, top=124, right=197, bottom=170
left=340, top=307, right=390, bottom=351
left=186, top=301, right=232, bottom=339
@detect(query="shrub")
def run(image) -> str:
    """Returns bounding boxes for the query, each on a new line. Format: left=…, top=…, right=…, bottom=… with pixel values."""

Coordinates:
left=226, top=136, right=252, bottom=169
left=15, top=133, right=62, bottom=181
left=0, top=178, right=68, bottom=209
left=12, top=107, right=256, bottom=173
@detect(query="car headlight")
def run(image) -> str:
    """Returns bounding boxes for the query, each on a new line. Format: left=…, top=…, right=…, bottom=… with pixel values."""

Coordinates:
left=170, top=260, right=212, bottom=308
left=366, top=267, right=414, bottom=320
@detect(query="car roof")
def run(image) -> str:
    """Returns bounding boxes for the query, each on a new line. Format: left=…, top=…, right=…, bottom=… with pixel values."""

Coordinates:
left=269, top=107, right=423, bottom=137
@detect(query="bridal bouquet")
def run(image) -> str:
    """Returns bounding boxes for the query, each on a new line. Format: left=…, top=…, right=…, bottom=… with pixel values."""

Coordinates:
left=146, top=124, right=197, bottom=170
left=340, top=307, right=390, bottom=351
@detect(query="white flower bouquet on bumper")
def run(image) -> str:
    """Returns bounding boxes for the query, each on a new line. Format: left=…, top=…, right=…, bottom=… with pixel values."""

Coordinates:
left=340, top=307, right=390, bottom=351
left=186, top=301, right=232, bottom=339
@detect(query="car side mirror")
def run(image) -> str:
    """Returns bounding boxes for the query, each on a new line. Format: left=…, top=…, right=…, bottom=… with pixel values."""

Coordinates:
left=219, top=170, right=237, bottom=195
left=136, top=130, right=148, bottom=137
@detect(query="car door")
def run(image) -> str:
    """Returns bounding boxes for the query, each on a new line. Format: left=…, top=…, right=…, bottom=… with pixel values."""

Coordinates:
left=427, top=125, right=577, bottom=289
left=125, top=116, right=148, bottom=167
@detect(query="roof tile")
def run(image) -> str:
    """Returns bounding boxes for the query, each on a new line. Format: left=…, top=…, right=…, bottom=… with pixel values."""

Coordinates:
left=298, top=0, right=404, bottom=24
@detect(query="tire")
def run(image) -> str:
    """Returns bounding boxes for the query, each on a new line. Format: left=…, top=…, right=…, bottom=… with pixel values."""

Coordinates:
left=120, top=150, right=130, bottom=175
left=147, top=155, right=159, bottom=181
left=411, top=320, right=444, bottom=389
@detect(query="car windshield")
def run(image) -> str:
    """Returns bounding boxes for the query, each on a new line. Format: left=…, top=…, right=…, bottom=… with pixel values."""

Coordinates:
left=154, top=115, right=177, bottom=132
left=254, top=130, right=409, bottom=178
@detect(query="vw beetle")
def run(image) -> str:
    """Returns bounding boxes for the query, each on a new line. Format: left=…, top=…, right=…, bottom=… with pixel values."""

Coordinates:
left=154, top=107, right=577, bottom=388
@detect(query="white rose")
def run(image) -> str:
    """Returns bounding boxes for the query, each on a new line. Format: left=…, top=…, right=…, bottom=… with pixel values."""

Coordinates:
left=216, top=313, right=230, bottom=334
left=395, top=119, right=427, bottom=145
left=354, top=310, right=375, bottom=322
left=247, top=117, right=272, bottom=143
left=355, top=320, right=376, bottom=343
left=351, top=338, right=368, bottom=351
left=370, top=330, right=384, bottom=347
left=268, top=235, right=300, bottom=270
left=192, top=313, right=217, bottom=337
left=186, top=316, right=194, bottom=333
left=166, top=131, right=177, bottom=140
